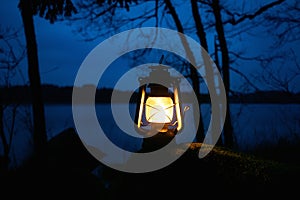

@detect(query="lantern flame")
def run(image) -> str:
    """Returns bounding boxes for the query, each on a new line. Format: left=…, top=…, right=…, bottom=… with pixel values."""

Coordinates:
left=145, top=97, right=174, bottom=123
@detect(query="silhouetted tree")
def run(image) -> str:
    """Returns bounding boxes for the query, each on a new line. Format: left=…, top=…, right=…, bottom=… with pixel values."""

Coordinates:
left=18, top=0, right=77, bottom=161
left=191, top=0, right=223, bottom=144
left=163, top=0, right=205, bottom=141
left=195, top=0, right=285, bottom=148
left=0, top=28, right=26, bottom=171
left=210, top=0, right=234, bottom=148
left=19, top=0, right=47, bottom=161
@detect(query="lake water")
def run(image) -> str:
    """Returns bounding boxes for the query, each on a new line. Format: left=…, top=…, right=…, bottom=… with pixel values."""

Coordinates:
left=1, top=103, right=300, bottom=168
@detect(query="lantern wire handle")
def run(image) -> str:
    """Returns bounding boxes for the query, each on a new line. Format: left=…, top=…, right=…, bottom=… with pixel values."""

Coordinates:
left=183, top=106, right=190, bottom=119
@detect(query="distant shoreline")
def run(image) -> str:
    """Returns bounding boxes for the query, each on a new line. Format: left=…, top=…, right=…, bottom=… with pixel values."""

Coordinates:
left=1, top=84, right=300, bottom=104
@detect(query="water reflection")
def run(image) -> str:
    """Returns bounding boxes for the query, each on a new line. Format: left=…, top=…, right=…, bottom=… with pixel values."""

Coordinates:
left=1, top=103, right=300, bottom=168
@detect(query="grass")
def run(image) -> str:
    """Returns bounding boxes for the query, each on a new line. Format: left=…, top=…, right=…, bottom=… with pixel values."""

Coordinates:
left=191, top=143, right=299, bottom=183
left=100, top=142, right=300, bottom=198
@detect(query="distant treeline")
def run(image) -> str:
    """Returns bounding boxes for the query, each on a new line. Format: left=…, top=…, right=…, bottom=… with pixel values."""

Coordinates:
left=1, top=84, right=300, bottom=104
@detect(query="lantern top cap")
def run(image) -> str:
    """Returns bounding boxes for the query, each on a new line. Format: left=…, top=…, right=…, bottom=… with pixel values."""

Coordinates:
left=149, top=65, right=170, bottom=71
left=138, top=55, right=180, bottom=84
left=148, top=54, right=170, bottom=72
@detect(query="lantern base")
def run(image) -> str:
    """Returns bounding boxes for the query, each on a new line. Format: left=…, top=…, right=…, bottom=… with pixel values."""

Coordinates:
left=138, top=130, right=176, bottom=153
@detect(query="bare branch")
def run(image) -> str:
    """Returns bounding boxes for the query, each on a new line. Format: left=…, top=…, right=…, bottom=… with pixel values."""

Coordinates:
left=230, top=66, right=261, bottom=91
left=229, top=51, right=265, bottom=62
left=223, top=0, right=284, bottom=26
left=72, top=0, right=164, bottom=40
left=256, top=50, right=300, bottom=94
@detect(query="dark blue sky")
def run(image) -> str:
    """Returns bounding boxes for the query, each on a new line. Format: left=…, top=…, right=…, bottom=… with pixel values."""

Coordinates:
left=1, top=0, right=105, bottom=86
left=1, top=0, right=300, bottom=93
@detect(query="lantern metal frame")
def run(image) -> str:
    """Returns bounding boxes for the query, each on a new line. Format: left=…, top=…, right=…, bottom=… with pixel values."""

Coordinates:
left=134, top=65, right=183, bottom=134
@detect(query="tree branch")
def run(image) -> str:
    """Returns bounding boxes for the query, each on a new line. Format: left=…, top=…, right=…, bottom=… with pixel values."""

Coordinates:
left=224, top=0, right=284, bottom=25
left=230, top=66, right=261, bottom=91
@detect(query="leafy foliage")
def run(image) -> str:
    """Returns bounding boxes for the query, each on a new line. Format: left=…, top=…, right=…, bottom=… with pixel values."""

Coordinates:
left=96, top=0, right=138, bottom=11
left=19, top=0, right=78, bottom=23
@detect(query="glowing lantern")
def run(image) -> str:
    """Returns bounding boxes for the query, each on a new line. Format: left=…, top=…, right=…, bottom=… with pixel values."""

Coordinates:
left=135, top=65, right=183, bottom=134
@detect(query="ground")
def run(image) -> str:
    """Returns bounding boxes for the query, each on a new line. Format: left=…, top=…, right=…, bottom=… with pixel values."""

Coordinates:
left=1, top=128, right=299, bottom=198
left=105, top=142, right=300, bottom=198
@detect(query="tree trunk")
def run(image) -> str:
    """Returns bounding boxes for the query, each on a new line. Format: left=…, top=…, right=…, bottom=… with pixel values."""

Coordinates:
left=19, top=0, right=47, bottom=160
left=191, top=0, right=208, bottom=51
left=191, top=0, right=223, bottom=146
left=164, top=0, right=205, bottom=141
left=211, top=0, right=234, bottom=148
left=0, top=103, right=9, bottom=171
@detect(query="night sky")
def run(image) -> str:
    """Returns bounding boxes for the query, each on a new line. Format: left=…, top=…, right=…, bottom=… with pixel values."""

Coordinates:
left=1, top=0, right=300, bottom=92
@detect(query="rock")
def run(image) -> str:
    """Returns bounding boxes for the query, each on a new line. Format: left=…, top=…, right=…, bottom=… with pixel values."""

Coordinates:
left=47, top=127, right=102, bottom=172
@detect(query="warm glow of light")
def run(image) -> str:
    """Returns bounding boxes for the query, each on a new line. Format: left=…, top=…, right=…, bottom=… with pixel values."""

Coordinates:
left=145, top=97, right=174, bottom=123
left=174, top=87, right=182, bottom=131
left=137, top=89, right=145, bottom=128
